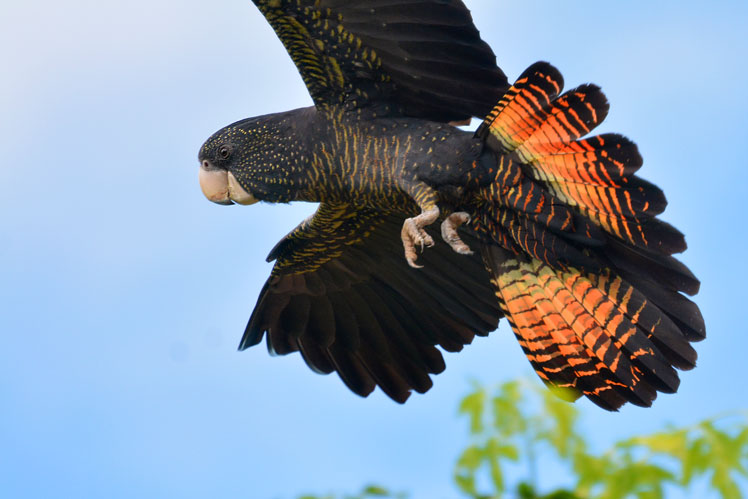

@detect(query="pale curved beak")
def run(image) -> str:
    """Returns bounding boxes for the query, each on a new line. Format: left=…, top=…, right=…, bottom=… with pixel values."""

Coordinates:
left=199, top=162, right=258, bottom=206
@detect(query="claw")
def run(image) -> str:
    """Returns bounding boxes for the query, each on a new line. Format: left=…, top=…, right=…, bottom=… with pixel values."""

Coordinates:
left=441, top=212, right=474, bottom=255
left=401, top=207, right=440, bottom=268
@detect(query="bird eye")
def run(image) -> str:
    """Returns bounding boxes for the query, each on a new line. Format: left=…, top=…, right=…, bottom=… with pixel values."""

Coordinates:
left=218, top=145, right=231, bottom=159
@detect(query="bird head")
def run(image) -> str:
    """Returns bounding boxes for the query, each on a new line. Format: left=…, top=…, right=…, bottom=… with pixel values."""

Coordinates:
left=198, top=110, right=313, bottom=206
left=198, top=121, right=261, bottom=206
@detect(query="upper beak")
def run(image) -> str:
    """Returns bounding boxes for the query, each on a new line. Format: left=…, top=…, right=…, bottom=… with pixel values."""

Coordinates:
left=199, top=161, right=259, bottom=206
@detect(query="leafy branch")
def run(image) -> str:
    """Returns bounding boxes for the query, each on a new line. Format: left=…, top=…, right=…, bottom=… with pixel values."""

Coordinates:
left=455, top=380, right=748, bottom=499
left=297, top=379, right=748, bottom=499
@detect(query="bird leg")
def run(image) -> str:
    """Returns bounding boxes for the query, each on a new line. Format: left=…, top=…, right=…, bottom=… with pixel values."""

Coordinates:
left=401, top=206, right=439, bottom=268
left=441, top=212, right=474, bottom=255
left=400, top=183, right=443, bottom=268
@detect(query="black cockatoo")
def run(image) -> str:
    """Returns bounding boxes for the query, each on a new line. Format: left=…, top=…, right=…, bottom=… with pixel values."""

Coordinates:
left=198, top=0, right=704, bottom=410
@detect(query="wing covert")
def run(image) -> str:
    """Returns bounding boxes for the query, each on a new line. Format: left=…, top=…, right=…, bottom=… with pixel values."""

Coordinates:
left=265, top=201, right=384, bottom=275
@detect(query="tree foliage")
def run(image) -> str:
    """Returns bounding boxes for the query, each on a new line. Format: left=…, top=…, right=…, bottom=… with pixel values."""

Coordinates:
left=456, top=380, right=748, bottom=498
left=299, top=380, right=748, bottom=499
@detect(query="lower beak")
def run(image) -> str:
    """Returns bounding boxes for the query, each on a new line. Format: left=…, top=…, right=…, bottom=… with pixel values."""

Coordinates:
left=199, top=165, right=258, bottom=206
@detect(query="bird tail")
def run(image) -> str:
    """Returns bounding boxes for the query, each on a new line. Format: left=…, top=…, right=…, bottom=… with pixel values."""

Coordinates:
left=472, top=62, right=705, bottom=410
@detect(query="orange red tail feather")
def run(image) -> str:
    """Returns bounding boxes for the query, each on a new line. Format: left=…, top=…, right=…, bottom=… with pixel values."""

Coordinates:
left=475, top=62, right=704, bottom=410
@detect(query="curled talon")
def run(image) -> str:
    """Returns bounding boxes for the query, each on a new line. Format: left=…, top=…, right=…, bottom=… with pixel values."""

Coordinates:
left=401, top=207, right=440, bottom=268
left=441, top=211, right=474, bottom=255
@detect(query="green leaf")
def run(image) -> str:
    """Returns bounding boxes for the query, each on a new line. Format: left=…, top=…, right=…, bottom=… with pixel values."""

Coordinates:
left=683, top=437, right=711, bottom=484
left=517, top=482, right=536, bottom=499
left=456, top=445, right=484, bottom=470
left=572, top=451, right=613, bottom=497
left=489, top=452, right=505, bottom=493
left=540, top=490, right=580, bottom=499
left=621, top=430, right=688, bottom=459
left=454, top=444, right=484, bottom=496
left=694, top=420, right=746, bottom=498
left=459, top=387, right=487, bottom=435
left=484, top=437, right=519, bottom=461
left=454, top=473, right=477, bottom=496
left=491, top=381, right=526, bottom=437
left=362, top=485, right=390, bottom=496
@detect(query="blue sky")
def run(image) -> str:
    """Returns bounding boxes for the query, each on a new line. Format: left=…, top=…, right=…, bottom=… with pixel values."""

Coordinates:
left=1, top=1, right=746, bottom=497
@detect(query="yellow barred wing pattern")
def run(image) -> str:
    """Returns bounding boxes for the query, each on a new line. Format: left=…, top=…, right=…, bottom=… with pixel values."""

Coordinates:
left=266, top=202, right=384, bottom=276
left=251, top=0, right=507, bottom=122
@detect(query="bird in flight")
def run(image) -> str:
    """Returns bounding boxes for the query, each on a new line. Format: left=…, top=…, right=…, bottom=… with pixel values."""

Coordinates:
left=198, top=0, right=704, bottom=410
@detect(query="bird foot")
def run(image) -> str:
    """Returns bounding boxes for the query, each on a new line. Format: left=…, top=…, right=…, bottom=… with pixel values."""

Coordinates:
left=401, top=207, right=440, bottom=268
left=441, top=212, right=473, bottom=255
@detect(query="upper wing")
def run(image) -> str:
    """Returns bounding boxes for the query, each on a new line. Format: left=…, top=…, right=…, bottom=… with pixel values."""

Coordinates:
left=241, top=203, right=502, bottom=402
left=252, top=0, right=508, bottom=122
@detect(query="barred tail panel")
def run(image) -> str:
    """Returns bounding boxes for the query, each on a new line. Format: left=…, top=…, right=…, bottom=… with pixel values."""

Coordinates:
left=478, top=62, right=564, bottom=151
left=477, top=62, right=685, bottom=255
left=474, top=62, right=704, bottom=410
left=482, top=245, right=696, bottom=411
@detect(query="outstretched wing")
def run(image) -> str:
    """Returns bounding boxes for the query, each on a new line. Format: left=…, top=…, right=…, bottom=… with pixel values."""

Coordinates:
left=252, top=0, right=508, bottom=122
left=241, top=203, right=502, bottom=402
